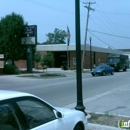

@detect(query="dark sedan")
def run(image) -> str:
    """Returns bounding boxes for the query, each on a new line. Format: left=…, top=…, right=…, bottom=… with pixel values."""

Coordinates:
left=91, top=65, right=114, bottom=76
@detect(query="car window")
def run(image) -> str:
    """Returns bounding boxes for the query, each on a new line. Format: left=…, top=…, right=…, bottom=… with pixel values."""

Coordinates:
left=16, top=98, right=56, bottom=129
left=0, top=103, right=21, bottom=130
left=97, top=66, right=105, bottom=69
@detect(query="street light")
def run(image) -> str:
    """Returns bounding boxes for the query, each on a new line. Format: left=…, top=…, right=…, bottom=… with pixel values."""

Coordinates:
left=75, top=0, right=86, bottom=114
left=90, top=37, right=92, bottom=71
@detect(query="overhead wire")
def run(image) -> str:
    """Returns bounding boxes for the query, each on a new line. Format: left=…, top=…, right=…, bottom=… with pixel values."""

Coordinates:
left=96, top=10, right=130, bottom=16
left=88, top=30, right=116, bottom=50
left=89, top=29, right=130, bottom=40
left=96, top=4, right=124, bottom=36
left=23, top=0, right=129, bottom=48
left=23, top=0, right=75, bottom=15
left=91, top=12, right=121, bottom=47
left=96, top=4, right=130, bottom=48
left=90, top=3, right=128, bottom=49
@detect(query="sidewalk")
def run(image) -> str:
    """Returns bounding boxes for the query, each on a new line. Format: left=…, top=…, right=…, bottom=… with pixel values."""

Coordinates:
left=85, top=83, right=130, bottom=130
left=45, top=68, right=130, bottom=130
left=64, top=84, right=130, bottom=130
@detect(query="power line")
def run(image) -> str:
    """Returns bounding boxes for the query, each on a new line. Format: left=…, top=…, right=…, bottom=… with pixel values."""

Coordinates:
left=88, top=30, right=116, bottom=50
left=91, top=6, right=124, bottom=48
left=92, top=13, right=116, bottom=34
left=96, top=4, right=123, bottom=36
left=96, top=10, right=130, bottom=16
left=89, top=29, right=130, bottom=39
left=23, top=0, right=75, bottom=15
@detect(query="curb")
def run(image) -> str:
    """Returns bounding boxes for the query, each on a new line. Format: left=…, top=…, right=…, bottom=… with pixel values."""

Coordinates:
left=87, top=123, right=123, bottom=130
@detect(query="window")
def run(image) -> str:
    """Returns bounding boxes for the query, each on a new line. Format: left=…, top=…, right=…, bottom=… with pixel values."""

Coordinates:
left=16, top=98, right=56, bottom=129
left=0, top=104, right=20, bottom=130
left=73, top=58, right=76, bottom=65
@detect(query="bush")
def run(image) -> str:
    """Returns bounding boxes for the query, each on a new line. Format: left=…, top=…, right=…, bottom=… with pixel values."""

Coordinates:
left=41, top=52, right=54, bottom=67
left=3, top=65, right=20, bottom=74
left=14, top=68, right=21, bottom=74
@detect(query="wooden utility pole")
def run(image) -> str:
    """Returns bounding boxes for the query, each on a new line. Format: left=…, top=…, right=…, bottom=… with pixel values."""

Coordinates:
left=82, top=2, right=95, bottom=71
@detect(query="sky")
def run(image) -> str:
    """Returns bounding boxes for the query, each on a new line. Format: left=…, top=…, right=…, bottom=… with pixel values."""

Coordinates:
left=1, top=0, right=130, bottom=49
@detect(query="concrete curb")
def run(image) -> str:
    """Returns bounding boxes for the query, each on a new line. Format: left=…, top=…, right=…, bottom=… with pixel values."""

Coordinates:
left=87, top=123, right=126, bottom=130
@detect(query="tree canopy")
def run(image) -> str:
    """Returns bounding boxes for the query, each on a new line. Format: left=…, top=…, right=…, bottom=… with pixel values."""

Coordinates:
left=41, top=52, right=54, bottom=67
left=0, top=12, right=36, bottom=61
left=43, top=28, right=67, bottom=44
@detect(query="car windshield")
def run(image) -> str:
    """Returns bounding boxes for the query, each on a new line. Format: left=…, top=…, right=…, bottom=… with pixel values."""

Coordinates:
left=107, top=57, right=120, bottom=63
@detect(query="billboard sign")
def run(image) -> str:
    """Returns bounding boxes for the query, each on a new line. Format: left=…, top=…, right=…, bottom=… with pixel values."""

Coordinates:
left=21, top=25, right=37, bottom=45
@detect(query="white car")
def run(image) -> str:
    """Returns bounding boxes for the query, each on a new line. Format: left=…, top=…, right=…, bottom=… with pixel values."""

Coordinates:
left=0, top=90, right=88, bottom=130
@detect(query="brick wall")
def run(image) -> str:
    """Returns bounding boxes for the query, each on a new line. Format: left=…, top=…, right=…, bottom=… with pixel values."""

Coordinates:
left=15, top=60, right=26, bottom=68
left=14, top=51, right=47, bottom=69
left=95, top=52, right=108, bottom=66
left=14, top=51, right=108, bottom=69
left=69, top=51, right=108, bottom=68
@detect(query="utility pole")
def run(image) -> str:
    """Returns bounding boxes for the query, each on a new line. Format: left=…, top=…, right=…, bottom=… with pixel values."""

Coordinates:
left=82, top=2, right=95, bottom=71
left=90, top=36, right=92, bottom=71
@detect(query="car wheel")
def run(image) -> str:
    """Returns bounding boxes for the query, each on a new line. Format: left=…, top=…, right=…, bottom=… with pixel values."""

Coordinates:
left=123, top=69, right=126, bottom=71
left=92, top=74, right=95, bottom=76
left=111, top=71, right=114, bottom=75
left=115, top=69, right=119, bottom=72
left=102, top=71, right=106, bottom=76
left=74, top=124, right=83, bottom=130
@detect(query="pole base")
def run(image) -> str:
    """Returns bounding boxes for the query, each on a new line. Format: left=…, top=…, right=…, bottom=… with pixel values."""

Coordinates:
left=75, top=105, right=87, bottom=115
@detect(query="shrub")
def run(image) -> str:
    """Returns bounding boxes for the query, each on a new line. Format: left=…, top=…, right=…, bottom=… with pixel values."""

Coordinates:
left=3, top=65, right=20, bottom=74
left=41, top=52, right=54, bottom=67
left=14, top=68, right=21, bottom=74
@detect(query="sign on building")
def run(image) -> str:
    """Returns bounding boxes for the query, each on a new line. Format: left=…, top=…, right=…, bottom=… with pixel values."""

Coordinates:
left=0, top=54, right=4, bottom=59
left=0, top=54, right=4, bottom=68
left=0, top=61, right=4, bottom=68
left=21, top=25, right=37, bottom=45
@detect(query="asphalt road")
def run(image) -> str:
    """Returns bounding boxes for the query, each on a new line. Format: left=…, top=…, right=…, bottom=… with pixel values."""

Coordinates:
left=0, top=69, right=130, bottom=107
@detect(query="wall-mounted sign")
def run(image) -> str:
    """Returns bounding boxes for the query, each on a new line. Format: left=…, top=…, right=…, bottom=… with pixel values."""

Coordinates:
left=0, top=61, right=4, bottom=68
left=21, top=25, right=37, bottom=45
left=0, top=54, right=4, bottom=59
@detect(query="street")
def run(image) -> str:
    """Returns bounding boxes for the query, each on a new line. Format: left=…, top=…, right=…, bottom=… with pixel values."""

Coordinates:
left=0, top=69, right=130, bottom=108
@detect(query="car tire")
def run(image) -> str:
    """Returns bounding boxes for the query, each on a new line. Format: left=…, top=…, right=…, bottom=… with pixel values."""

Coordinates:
left=123, top=69, right=126, bottom=71
left=111, top=71, right=114, bottom=75
left=102, top=71, right=106, bottom=76
left=92, top=74, right=95, bottom=76
left=115, top=69, right=119, bottom=72
left=74, top=124, right=83, bottom=130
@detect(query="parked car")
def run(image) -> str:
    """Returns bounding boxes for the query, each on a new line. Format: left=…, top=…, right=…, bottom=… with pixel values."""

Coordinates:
left=91, top=65, right=114, bottom=76
left=0, top=90, right=87, bottom=130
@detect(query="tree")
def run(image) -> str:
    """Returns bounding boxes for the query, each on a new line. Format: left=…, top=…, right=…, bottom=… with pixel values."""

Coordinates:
left=34, top=52, right=41, bottom=70
left=0, top=12, right=36, bottom=62
left=41, top=52, right=54, bottom=67
left=44, top=28, right=67, bottom=44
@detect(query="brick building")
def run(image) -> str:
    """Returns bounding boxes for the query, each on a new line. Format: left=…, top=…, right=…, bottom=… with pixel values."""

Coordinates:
left=14, top=44, right=123, bottom=69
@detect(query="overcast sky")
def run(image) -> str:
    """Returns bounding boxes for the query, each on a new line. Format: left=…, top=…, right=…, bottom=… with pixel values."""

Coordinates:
left=1, top=0, right=130, bottom=49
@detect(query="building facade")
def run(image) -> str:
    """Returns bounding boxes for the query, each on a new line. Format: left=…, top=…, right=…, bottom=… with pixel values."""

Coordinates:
left=14, top=44, right=123, bottom=69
